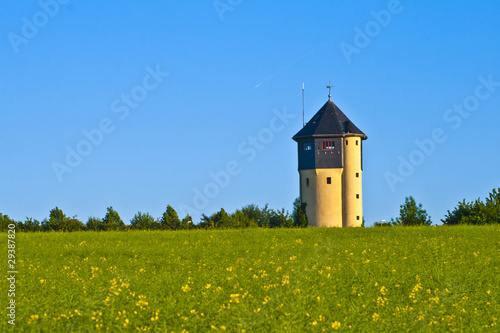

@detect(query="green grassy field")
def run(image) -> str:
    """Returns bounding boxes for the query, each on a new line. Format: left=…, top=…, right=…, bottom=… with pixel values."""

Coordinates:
left=1, top=226, right=499, bottom=332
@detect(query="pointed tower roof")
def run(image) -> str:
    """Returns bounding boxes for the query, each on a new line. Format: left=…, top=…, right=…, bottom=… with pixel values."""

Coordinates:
left=293, top=100, right=367, bottom=141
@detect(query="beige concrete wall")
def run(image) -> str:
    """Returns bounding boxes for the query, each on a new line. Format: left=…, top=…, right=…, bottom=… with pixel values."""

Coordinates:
left=300, top=169, right=343, bottom=227
left=342, top=137, right=363, bottom=227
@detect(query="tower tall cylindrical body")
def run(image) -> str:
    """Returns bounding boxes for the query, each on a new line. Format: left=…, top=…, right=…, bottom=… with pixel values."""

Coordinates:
left=342, top=137, right=363, bottom=227
left=300, top=169, right=343, bottom=227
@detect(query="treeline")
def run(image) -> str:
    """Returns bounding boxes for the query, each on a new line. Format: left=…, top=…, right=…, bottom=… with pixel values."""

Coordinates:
left=374, top=188, right=500, bottom=227
left=441, top=188, right=500, bottom=225
left=0, top=199, right=308, bottom=232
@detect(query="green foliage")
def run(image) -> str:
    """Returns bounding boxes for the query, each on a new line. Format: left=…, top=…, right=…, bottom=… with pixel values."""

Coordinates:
left=238, top=204, right=269, bottom=227
left=392, top=196, right=432, bottom=226
left=231, top=210, right=259, bottom=228
left=102, top=206, right=125, bottom=230
left=19, top=217, right=41, bottom=232
left=268, top=208, right=292, bottom=228
left=86, top=216, right=105, bottom=231
left=180, top=214, right=194, bottom=230
left=160, top=205, right=181, bottom=230
left=0, top=213, right=17, bottom=232
left=41, top=207, right=85, bottom=232
left=199, top=208, right=233, bottom=229
left=373, top=220, right=393, bottom=227
left=130, top=212, right=158, bottom=230
left=442, top=188, right=500, bottom=225
left=292, top=197, right=308, bottom=228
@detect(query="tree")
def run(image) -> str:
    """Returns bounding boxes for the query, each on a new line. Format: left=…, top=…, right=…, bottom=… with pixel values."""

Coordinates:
left=86, top=216, right=106, bottom=231
left=232, top=210, right=258, bottom=228
left=130, top=212, right=157, bottom=230
left=442, top=188, right=500, bottom=225
left=0, top=213, right=17, bottom=232
left=392, top=196, right=432, bottom=226
left=180, top=214, right=195, bottom=230
left=199, top=208, right=243, bottom=229
left=102, top=206, right=125, bottom=230
left=269, top=208, right=292, bottom=228
left=21, top=217, right=41, bottom=232
left=66, top=216, right=85, bottom=231
left=42, top=207, right=84, bottom=231
left=160, top=205, right=181, bottom=230
left=292, top=197, right=308, bottom=228
left=210, top=208, right=233, bottom=229
left=238, top=204, right=269, bottom=227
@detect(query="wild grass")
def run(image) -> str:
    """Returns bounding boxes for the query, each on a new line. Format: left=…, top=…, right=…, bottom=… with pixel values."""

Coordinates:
left=1, top=225, right=499, bottom=332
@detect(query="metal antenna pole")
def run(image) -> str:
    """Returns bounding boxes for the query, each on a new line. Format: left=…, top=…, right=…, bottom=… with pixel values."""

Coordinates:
left=302, top=82, right=305, bottom=127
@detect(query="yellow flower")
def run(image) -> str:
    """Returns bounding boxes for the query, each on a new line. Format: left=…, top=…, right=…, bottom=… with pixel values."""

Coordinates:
left=281, top=275, right=290, bottom=286
left=205, top=284, right=212, bottom=289
left=372, top=313, right=380, bottom=322
left=181, top=285, right=191, bottom=292
left=332, top=321, right=341, bottom=330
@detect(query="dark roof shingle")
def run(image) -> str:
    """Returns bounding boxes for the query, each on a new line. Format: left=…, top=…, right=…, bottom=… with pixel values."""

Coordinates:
left=292, top=100, right=367, bottom=141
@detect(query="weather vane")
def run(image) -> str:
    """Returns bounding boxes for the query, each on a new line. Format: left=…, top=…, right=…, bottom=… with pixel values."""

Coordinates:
left=327, top=81, right=334, bottom=100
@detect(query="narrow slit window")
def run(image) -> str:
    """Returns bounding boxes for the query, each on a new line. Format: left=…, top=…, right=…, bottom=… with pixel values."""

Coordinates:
left=356, top=140, right=359, bottom=146
left=356, top=194, right=360, bottom=199
left=306, top=178, right=309, bottom=187
left=322, top=141, right=334, bottom=150
left=356, top=173, right=359, bottom=178
left=326, top=177, right=331, bottom=184
left=357, top=216, right=360, bottom=220
left=346, top=140, right=348, bottom=145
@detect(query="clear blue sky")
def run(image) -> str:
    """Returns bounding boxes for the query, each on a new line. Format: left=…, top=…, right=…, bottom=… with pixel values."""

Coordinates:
left=1, top=0, right=500, bottom=226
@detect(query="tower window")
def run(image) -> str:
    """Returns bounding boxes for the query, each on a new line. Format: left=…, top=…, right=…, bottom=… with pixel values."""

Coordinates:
left=356, top=140, right=359, bottom=146
left=302, top=142, right=312, bottom=151
left=326, top=177, right=331, bottom=184
left=357, top=216, right=360, bottom=220
left=306, top=178, right=309, bottom=187
left=322, top=141, right=334, bottom=150
left=346, top=140, right=348, bottom=145
left=356, top=173, right=359, bottom=178
left=356, top=194, right=360, bottom=199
